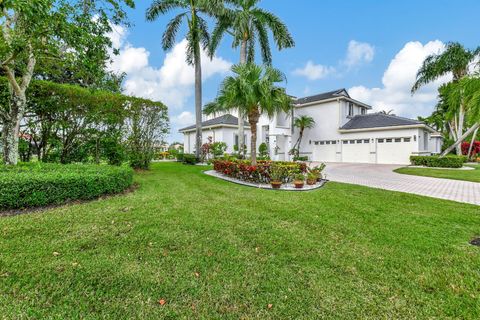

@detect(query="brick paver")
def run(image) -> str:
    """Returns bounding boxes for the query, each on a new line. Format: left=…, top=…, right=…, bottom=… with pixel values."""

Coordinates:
left=321, top=163, right=480, bottom=206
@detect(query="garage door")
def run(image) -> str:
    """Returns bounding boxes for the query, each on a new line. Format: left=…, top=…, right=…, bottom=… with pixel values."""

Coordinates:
left=313, top=141, right=336, bottom=162
left=342, top=139, right=372, bottom=163
left=376, top=137, right=413, bottom=164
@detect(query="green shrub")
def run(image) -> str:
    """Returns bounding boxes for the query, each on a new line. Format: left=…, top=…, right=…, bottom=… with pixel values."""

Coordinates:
left=183, top=154, right=198, bottom=165
left=294, top=156, right=309, bottom=161
left=176, top=153, right=185, bottom=162
left=410, top=155, right=466, bottom=168
left=0, top=163, right=134, bottom=209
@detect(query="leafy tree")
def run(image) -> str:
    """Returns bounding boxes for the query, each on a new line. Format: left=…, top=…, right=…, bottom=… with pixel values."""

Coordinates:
left=292, top=115, right=315, bottom=156
left=209, top=0, right=294, bottom=158
left=412, top=42, right=480, bottom=155
left=146, top=0, right=223, bottom=159
left=0, top=0, right=135, bottom=165
left=204, top=63, right=292, bottom=165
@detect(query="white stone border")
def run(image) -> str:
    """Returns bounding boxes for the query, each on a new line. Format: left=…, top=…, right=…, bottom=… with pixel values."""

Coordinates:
left=204, top=170, right=327, bottom=191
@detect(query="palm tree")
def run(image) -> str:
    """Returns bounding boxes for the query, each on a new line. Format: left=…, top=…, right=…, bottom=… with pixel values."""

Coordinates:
left=208, top=0, right=295, bottom=158
left=440, top=76, right=480, bottom=156
left=204, top=63, right=292, bottom=165
left=412, top=42, right=480, bottom=155
left=292, top=115, right=315, bottom=156
left=146, top=0, right=223, bottom=159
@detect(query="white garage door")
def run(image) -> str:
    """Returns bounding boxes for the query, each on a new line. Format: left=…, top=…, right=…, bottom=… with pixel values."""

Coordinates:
left=377, top=137, right=413, bottom=164
left=313, top=141, right=337, bottom=162
left=342, top=139, right=372, bottom=163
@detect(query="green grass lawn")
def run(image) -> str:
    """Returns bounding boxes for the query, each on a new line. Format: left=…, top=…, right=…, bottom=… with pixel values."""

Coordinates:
left=395, top=164, right=480, bottom=183
left=1, top=162, right=479, bottom=319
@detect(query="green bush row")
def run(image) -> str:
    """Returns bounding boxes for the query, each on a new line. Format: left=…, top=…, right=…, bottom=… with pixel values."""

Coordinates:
left=0, top=163, right=134, bottom=209
left=410, top=155, right=466, bottom=168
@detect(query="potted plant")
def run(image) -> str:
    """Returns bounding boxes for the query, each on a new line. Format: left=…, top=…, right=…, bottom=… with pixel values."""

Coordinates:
left=309, top=163, right=326, bottom=182
left=306, top=172, right=317, bottom=185
left=269, top=165, right=284, bottom=189
left=293, top=173, right=305, bottom=189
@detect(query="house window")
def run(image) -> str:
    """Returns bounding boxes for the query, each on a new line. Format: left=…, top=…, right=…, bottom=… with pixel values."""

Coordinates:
left=363, top=139, right=369, bottom=144
left=326, top=141, right=331, bottom=145
left=386, top=138, right=393, bottom=143
left=404, top=137, right=411, bottom=142
left=343, top=140, right=348, bottom=144
left=348, top=103, right=354, bottom=116
left=320, top=141, right=325, bottom=145
left=361, top=108, right=366, bottom=115
left=378, top=139, right=384, bottom=143
left=314, top=141, right=319, bottom=145
left=356, top=139, right=363, bottom=144
left=349, top=140, right=355, bottom=144
left=331, top=140, right=337, bottom=145
left=394, top=138, right=401, bottom=142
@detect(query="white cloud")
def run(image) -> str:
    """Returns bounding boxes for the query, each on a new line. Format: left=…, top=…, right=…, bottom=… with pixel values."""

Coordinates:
left=349, top=40, right=450, bottom=118
left=107, top=31, right=232, bottom=110
left=343, top=40, right=375, bottom=68
left=171, top=111, right=195, bottom=127
left=293, top=61, right=335, bottom=80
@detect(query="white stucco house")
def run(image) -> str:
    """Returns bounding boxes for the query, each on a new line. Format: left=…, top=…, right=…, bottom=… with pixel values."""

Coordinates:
left=179, top=89, right=442, bottom=165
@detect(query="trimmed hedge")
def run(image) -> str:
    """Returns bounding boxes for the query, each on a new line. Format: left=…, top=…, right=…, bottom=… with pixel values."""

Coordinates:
left=0, top=163, right=134, bottom=209
left=182, top=154, right=198, bottom=165
left=410, top=155, right=466, bottom=168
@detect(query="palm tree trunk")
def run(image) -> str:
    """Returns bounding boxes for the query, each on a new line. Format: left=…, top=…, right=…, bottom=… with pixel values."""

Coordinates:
left=456, top=103, right=465, bottom=155
left=297, top=128, right=304, bottom=156
left=236, top=39, right=247, bottom=159
left=194, top=48, right=203, bottom=159
left=441, top=123, right=480, bottom=157
left=467, top=127, right=478, bottom=160
left=248, top=108, right=260, bottom=165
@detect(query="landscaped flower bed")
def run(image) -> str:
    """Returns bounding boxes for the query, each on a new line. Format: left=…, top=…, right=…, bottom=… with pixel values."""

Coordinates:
left=212, top=159, right=307, bottom=184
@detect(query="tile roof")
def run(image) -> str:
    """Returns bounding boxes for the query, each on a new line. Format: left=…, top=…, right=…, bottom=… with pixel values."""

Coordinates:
left=340, top=113, right=424, bottom=130
left=294, top=88, right=349, bottom=105
left=179, top=114, right=249, bottom=132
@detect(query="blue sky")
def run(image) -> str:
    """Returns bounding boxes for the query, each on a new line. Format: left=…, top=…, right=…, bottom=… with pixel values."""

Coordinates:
left=109, top=0, right=480, bottom=142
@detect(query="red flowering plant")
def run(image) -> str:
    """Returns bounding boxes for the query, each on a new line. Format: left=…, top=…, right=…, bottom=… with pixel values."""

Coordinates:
left=461, top=141, right=480, bottom=159
left=212, top=159, right=306, bottom=183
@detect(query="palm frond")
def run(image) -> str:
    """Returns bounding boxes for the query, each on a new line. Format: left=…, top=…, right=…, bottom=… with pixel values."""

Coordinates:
left=146, top=0, right=186, bottom=21
left=162, top=13, right=186, bottom=50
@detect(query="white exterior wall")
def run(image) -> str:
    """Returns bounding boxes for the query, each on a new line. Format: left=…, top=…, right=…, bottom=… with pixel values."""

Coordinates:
left=180, top=96, right=440, bottom=164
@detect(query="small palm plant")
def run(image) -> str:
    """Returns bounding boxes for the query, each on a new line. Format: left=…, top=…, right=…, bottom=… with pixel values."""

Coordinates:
left=292, top=115, right=315, bottom=157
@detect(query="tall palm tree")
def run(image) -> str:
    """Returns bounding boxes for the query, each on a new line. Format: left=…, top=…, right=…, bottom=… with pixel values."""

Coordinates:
left=204, top=63, right=292, bottom=165
left=292, top=115, right=315, bottom=156
left=208, top=0, right=295, bottom=158
left=412, top=42, right=480, bottom=155
left=146, top=0, right=223, bottom=159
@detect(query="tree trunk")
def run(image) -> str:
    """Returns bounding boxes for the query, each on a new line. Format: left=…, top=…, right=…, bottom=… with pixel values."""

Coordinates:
left=441, top=123, right=480, bottom=157
left=456, top=103, right=465, bottom=155
left=248, top=108, right=260, bottom=165
left=467, top=127, right=478, bottom=160
left=297, top=128, right=304, bottom=156
left=236, top=39, right=247, bottom=159
left=2, top=94, right=26, bottom=165
left=194, top=49, right=203, bottom=159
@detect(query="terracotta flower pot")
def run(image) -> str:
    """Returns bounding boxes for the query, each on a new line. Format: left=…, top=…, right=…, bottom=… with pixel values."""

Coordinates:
left=271, top=181, right=282, bottom=189
left=306, top=178, right=316, bottom=185
left=294, top=181, right=304, bottom=189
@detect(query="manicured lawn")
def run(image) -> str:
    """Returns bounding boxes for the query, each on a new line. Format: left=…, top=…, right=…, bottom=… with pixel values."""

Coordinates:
left=1, top=162, right=479, bottom=318
left=395, top=164, right=480, bottom=183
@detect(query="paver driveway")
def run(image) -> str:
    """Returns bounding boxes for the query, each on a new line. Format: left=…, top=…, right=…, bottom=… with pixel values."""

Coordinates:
left=322, top=163, right=480, bottom=206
